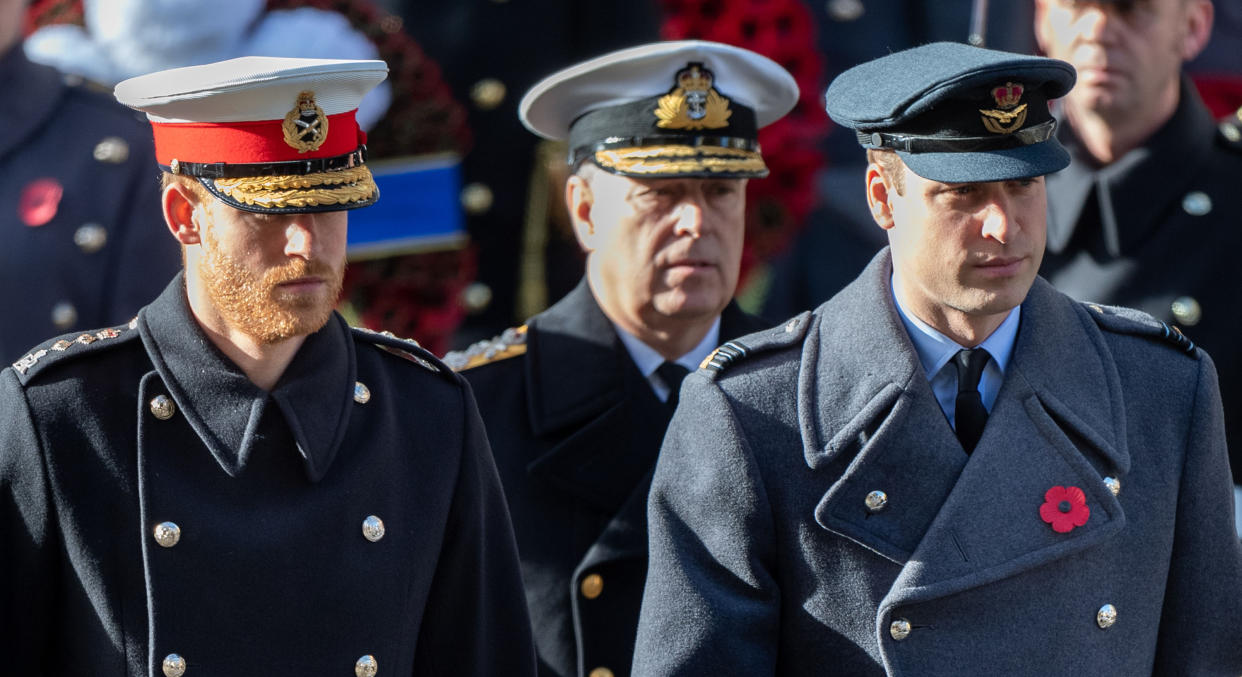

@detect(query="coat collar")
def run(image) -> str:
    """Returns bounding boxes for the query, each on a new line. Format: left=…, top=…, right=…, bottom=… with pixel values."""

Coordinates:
left=0, top=46, right=67, bottom=162
left=138, top=274, right=356, bottom=482
left=807, top=251, right=1129, bottom=586
left=1046, top=77, right=1216, bottom=255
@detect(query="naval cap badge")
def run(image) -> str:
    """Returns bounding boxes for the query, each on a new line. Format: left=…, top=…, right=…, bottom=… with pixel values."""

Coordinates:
left=282, top=90, right=329, bottom=152
left=980, top=81, right=1027, bottom=135
left=655, top=62, right=732, bottom=131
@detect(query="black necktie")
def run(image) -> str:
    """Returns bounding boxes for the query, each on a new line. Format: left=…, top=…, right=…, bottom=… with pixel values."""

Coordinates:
left=953, top=348, right=991, bottom=454
left=656, top=361, right=691, bottom=412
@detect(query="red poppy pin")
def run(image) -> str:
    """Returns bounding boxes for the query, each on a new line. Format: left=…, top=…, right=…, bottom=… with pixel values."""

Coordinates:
left=1039, top=485, right=1090, bottom=533
left=19, top=178, right=64, bottom=227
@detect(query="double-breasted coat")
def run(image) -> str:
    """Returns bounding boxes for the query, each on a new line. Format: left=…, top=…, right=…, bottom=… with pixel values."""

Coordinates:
left=634, top=250, right=1242, bottom=676
left=1040, top=79, right=1242, bottom=482
left=453, top=279, right=767, bottom=677
left=0, top=276, right=536, bottom=676
left=0, top=45, right=178, bottom=361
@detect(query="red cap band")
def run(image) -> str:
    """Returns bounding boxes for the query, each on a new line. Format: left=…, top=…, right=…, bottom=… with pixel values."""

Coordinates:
left=150, top=110, right=360, bottom=166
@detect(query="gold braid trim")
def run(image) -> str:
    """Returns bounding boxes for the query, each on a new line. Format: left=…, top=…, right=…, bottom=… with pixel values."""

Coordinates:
left=215, top=166, right=377, bottom=208
left=215, top=166, right=374, bottom=192
left=596, top=147, right=767, bottom=175
left=599, top=145, right=758, bottom=160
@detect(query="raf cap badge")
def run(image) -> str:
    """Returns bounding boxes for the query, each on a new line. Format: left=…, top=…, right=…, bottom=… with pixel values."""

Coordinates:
left=283, top=90, right=329, bottom=152
left=980, top=82, right=1027, bottom=134
left=655, top=63, right=732, bottom=131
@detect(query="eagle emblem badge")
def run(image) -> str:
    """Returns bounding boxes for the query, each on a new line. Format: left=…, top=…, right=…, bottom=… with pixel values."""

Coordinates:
left=980, top=82, right=1028, bottom=134
left=655, top=63, right=732, bottom=131
left=282, top=90, right=329, bottom=152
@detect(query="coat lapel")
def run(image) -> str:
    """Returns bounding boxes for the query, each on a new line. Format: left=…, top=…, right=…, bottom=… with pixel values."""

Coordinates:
left=524, top=280, right=669, bottom=514
left=880, top=278, right=1129, bottom=612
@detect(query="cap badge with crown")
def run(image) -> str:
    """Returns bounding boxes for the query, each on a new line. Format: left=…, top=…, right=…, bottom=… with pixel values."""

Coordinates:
left=655, top=63, right=732, bottom=130
left=980, top=81, right=1027, bottom=134
left=282, top=91, right=329, bottom=152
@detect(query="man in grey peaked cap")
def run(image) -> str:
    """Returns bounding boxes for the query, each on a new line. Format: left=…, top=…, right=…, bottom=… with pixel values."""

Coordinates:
left=0, top=56, right=535, bottom=676
left=443, top=40, right=798, bottom=677
left=633, top=42, right=1242, bottom=676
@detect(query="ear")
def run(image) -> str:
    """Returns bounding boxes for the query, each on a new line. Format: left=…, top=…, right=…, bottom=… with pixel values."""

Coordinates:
left=162, top=182, right=202, bottom=246
left=565, top=174, right=597, bottom=252
left=1180, top=0, right=1214, bottom=62
left=866, top=164, right=896, bottom=231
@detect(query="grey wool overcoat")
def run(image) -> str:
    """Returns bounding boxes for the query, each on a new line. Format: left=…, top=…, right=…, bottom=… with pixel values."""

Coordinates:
left=633, top=249, right=1242, bottom=676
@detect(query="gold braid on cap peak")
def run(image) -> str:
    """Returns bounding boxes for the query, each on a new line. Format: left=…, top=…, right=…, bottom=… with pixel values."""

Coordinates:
left=596, top=146, right=766, bottom=175
left=215, top=166, right=376, bottom=208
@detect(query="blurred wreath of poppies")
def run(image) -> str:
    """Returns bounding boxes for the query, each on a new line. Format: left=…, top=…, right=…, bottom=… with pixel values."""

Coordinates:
left=27, top=0, right=477, bottom=356
left=659, top=0, right=830, bottom=290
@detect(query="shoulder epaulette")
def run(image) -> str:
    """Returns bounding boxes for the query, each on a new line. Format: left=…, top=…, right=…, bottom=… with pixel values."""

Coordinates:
left=443, top=325, right=528, bottom=372
left=1083, top=302, right=1198, bottom=357
left=700, top=311, right=812, bottom=378
left=10, top=318, right=141, bottom=385
left=351, top=327, right=456, bottom=380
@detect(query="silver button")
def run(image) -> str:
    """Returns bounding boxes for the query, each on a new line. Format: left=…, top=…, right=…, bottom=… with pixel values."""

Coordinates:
left=74, top=223, right=108, bottom=253
left=826, top=0, right=865, bottom=21
left=865, top=490, right=888, bottom=513
left=889, top=618, right=911, bottom=640
left=93, top=136, right=130, bottom=164
left=362, top=515, right=386, bottom=542
left=1097, top=603, right=1117, bottom=629
left=1222, top=123, right=1242, bottom=142
left=162, top=653, right=186, bottom=677
left=355, top=654, right=378, bottom=677
left=354, top=381, right=371, bottom=404
left=1182, top=191, right=1212, bottom=216
left=461, top=282, right=493, bottom=314
left=1103, top=476, right=1121, bottom=497
left=1170, top=296, right=1202, bottom=326
left=149, top=395, right=176, bottom=420
left=153, top=521, right=181, bottom=548
left=461, top=183, right=494, bottom=215
left=51, top=301, right=78, bottom=329
left=470, top=78, right=507, bottom=110
left=170, top=158, right=181, bottom=175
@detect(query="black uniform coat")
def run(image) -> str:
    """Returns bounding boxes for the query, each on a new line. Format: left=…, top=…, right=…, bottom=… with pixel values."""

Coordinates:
left=1040, top=79, right=1242, bottom=482
left=456, top=279, right=768, bottom=677
left=635, top=250, right=1242, bottom=676
left=0, top=276, right=535, bottom=676
left=0, top=46, right=178, bottom=361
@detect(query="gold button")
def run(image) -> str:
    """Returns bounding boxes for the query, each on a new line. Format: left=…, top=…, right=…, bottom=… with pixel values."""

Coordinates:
left=470, top=78, right=507, bottom=110
left=461, top=183, right=494, bottom=215
left=362, top=515, right=385, bottom=542
left=51, top=301, right=77, bottom=329
left=889, top=618, right=911, bottom=640
left=1097, top=603, right=1117, bottom=629
left=74, top=223, right=108, bottom=253
left=355, top=654, right=378, bottom=677
left=1103, top=476, right=1120, bottom=496
left=149, top=395, right=176, bottom=420
left=153, top=521, right=181, bottom=548
left=354, top=381, right=371, bottom=404
left=581, top=573, right=603, bottom=600
left=865, top=490, right=888, bottom=513
left=588, top=668, right=614, bottom=677
left=1170, top=296, right=1202, bottom=327
left=162, top=653, right=186, bottom=677
left=93, top=136, right=130, bottom=164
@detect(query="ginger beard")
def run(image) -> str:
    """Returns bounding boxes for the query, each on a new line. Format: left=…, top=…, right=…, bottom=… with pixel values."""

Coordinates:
left=197, top=225, right=344, bottom=345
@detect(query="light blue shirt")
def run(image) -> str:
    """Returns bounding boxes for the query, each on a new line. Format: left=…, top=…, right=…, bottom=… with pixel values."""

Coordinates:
left=891, top=275, right=1019, bottom=429
left=614, top=317, right=721, bottom=402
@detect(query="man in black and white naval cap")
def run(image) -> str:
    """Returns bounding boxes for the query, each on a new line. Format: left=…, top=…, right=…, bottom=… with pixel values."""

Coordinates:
left=0, top=56, right=535, bottom=676
left=443, top=41, right=797, bottom=677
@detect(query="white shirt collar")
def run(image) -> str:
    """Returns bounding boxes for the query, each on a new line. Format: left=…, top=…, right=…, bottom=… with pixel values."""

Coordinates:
left=614, top=317, right=722, bottom=402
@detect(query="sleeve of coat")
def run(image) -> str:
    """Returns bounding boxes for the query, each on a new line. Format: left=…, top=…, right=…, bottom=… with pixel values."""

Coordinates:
left=410, top=376, right=536, bottom=676
left=632, top=372, right=780, bottom=676
left=0, top=368, right=57, bottom=667
left=1153, top=353, right=1242, bottom=674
